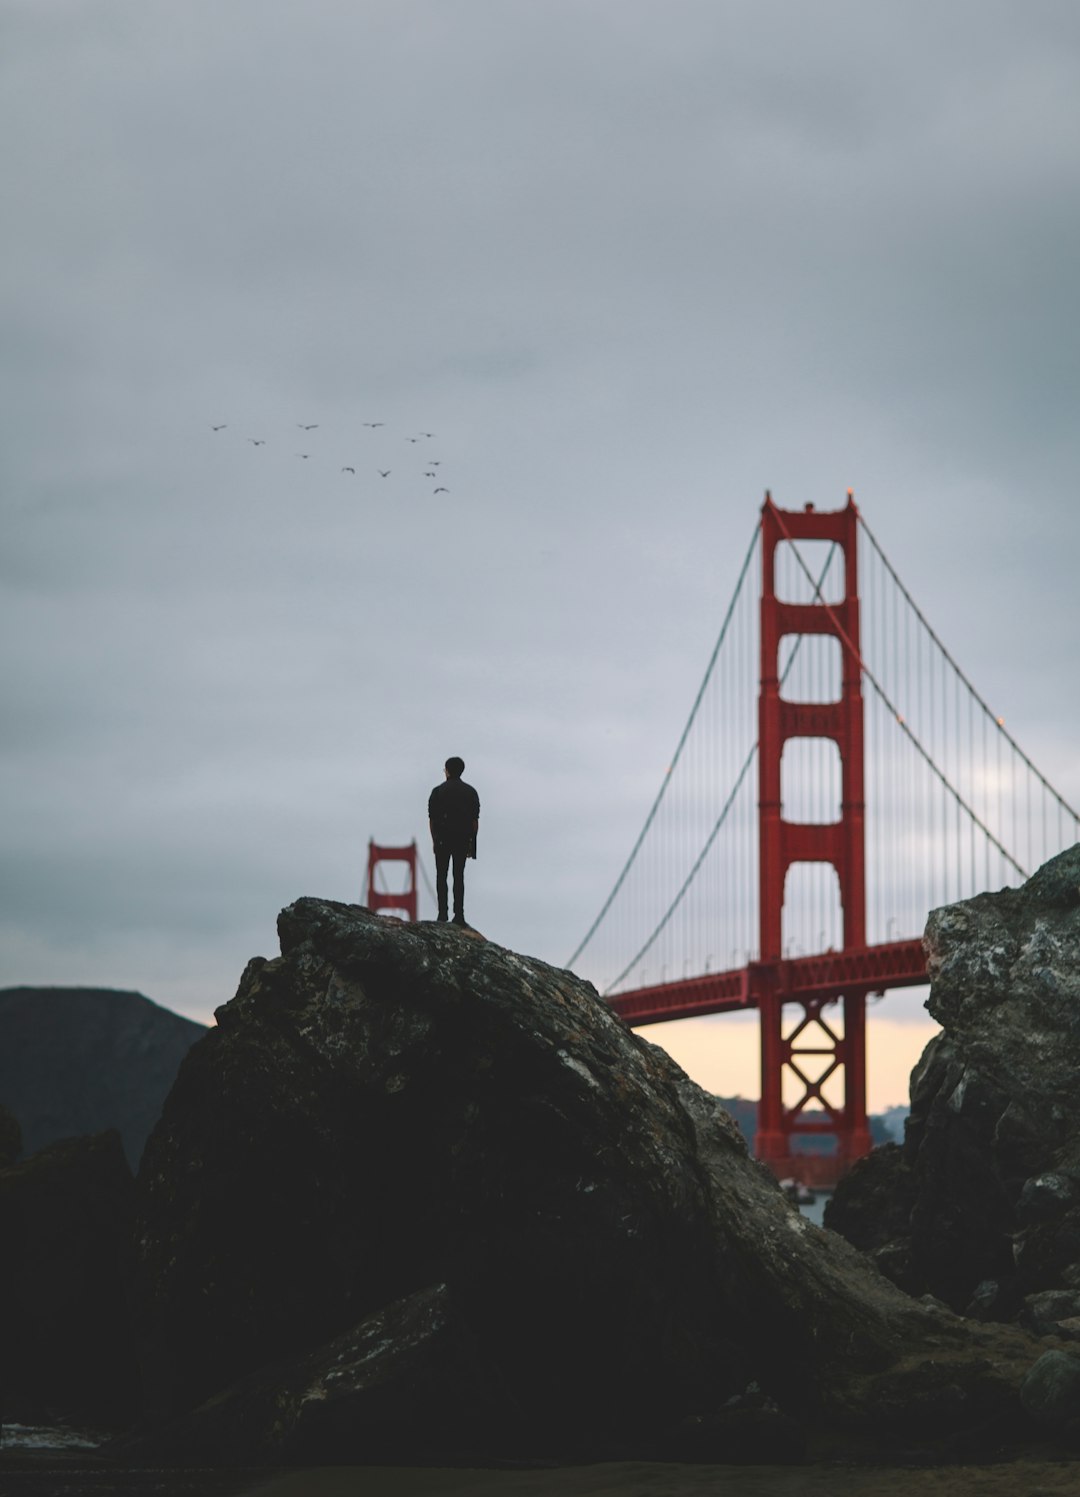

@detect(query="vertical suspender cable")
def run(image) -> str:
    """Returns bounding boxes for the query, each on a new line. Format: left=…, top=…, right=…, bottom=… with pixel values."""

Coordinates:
left=927, top=626, right=934, bottom=913
left=997, top=727, right=1003, bottom=887
left=860, top=513, right=1079, bottom=832
left=954, top=667, right=961, bottom=901
left=564, top=524, right=759, bottom=970
left=1006, top=741, right=1013, bottom=881
left=607, top=542, right=841, bottom=992
left=968, top=688, right=975, bottom=895
left=982, top=711, right=989, bottom=889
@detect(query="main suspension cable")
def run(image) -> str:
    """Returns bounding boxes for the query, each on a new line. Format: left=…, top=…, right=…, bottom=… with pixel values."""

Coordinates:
left=605, top=542, right=841, bottom=994
left=603, top=746, right=755, bottom=994
left=564, top=522, right=760, bottom=969
left=773, top=510, right=1027, bottom=878
left=859, top=512, right=1080, bottom=824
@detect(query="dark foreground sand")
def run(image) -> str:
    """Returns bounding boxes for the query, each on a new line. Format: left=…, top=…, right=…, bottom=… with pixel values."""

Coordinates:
left=3, top=1456, right=1079, bottom=1496
left=236, top=1458, right=1080, bottom=1497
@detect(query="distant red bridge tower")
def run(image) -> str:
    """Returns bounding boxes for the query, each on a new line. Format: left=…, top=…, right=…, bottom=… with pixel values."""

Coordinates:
left=756, top=493, right=872, bottom=1177
left=366, top=839, right=418, bottom=922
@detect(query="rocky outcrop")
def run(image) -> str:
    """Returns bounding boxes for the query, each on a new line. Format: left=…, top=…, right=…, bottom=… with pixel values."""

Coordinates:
left=0, top=1101, right=21, bottom=1167
left=131, top=897, right=1052, bottom=1461
left=827, top=845, right=1080, bottom=1329
left=115, top=1283, right=525, bottom=1466
left=0, top=1131, right=138, bottom=1425
left=0, top=987, right=205, bottom=1168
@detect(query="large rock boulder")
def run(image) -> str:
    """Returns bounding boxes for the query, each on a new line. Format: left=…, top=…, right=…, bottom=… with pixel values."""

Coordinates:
left=0, top=987, right=206, bottom=1168
left=116, top=1283, right=526, bottom=1466
left=0, top=1100, right=21, bottom=1167
left=0, top=1130, right=138, bottom=1425
left=131, top=897, right=1051, bottom=1461
left=827, top=844, right=1080, bottom=1322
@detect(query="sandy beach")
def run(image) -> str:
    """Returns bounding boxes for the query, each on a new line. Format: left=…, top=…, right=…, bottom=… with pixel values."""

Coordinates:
left=233, top=1459, right=1080, bottom=1497
left=3, top=1448, right=1080, bottom=1495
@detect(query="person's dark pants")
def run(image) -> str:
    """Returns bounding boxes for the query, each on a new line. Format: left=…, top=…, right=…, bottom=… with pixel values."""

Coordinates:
left=434, top=842, right=468, bottom=921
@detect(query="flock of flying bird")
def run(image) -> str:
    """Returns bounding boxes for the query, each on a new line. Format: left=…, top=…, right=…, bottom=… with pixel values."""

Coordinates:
left=208, top=421, right=450, bottom=493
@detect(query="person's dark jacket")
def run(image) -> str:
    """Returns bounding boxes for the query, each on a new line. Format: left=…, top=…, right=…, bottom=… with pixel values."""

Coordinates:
left=428, top=778, right=480, bottom=857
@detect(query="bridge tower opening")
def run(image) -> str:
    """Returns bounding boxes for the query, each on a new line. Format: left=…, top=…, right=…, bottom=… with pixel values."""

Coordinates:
left=366, top=839, right=419, bottom=922
left=756, top=493, right=872, bottom=1179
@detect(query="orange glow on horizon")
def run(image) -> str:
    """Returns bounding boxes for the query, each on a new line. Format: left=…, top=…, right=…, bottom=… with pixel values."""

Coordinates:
left=640, top=1012, right=939, bottom=1117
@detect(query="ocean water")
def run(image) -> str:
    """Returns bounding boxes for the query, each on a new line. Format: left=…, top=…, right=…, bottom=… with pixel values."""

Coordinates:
left=796, top=1190, right=832, bottom=1228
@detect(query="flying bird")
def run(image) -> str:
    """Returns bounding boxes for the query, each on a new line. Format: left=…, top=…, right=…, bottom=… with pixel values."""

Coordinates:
left=297, top=453, right=311, bottom=460
left=424, top=471, right=436, bottom=478
left=211, top=424, right=227, bottom=431
left=341, top=467, right=355, bottom=474
left=249, top=438, right=265, bottom=445
left=363, top=422, right=384, bottom=428
left=433, top=487, right=449, bottom=493
left=420, top=432, right=435, bottom=438
left=378, top=469, right=391, bottom=477
left=405, top=437, right=419, bottom=443
left=297, top=423, right=319, bottom=430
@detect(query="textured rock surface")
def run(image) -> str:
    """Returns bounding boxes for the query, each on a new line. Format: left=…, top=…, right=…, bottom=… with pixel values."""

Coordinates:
left=0, top=987, right=205, bottom=1167
left=1020, top=1349, right=1080, bottom=1432
left=133, top=897, right=1049, bottom=1460
left=0, top=1130, right=138, bottom=1424
left=818, top=1143, right=919, bottom=1290
left=827, top=845, right=1080, bottom=1317
left=0, top=1100, right=21, bottom=1166
left=116, top=1283, right=523, bottom=1465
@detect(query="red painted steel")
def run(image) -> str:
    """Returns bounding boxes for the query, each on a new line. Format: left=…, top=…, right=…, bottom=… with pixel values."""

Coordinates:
left=610, top=936, right=929, bottom=1190
left=609, top=938, right=927, bottom=1026
left=366, top=839, right=418, bottom=922
left=756, top=493, right=870, bottom=1175
left=602, top=497, right=938, bottom=1184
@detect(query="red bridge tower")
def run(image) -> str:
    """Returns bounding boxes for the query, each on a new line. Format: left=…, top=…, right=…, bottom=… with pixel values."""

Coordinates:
left=756, top=493, right=872, bottom=1178
left=366, top=839, right=418, bottom=922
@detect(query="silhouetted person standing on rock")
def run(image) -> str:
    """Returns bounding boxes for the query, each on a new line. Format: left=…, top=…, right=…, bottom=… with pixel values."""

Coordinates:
left=428, top=756, right=480, bottom=925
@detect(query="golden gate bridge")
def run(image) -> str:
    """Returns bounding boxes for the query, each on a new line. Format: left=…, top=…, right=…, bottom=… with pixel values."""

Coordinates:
left=369, top=492, right=1079, bottom=1184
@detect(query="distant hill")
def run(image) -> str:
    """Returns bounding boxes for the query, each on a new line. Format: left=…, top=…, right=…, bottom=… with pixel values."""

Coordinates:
left=717, top=1095, right=901, bottom=1154
left=878, top=1103, right=910, bottom=1143
left=0, top=987, right=206, bottom=1169
left=717, top=1095, right=758, bottom=1146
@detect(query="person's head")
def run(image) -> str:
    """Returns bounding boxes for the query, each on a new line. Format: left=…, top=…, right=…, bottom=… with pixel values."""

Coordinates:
left=444, top=756, right=465, bottom=780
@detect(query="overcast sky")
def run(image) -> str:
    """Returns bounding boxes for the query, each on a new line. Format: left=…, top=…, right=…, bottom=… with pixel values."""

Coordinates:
left=3, top=2, right=1079, bottom=1111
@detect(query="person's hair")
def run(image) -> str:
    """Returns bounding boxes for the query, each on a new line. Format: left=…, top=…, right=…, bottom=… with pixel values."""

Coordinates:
left=445, top=756, right=465, bottom=778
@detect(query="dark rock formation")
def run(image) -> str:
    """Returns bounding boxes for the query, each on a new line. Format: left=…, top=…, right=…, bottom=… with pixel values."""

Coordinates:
left=132, top=897, right=1050, bottom=1462
left=818, top=1141, right=920, bottom=1291
left=0, top=1130, right=137, bottom=1425
left=0, top=987, right=205, bottom=1168
left=1021, top=1349, right=1080, bottom=1433
left=827, top=844, right=1080, bottom=1322
left=116, top=1283, right=524, bottom=1466
left=0, top=1100, right=21, bottom=1167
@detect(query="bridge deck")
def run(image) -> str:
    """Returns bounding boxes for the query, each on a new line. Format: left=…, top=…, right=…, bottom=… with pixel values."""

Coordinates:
left=609, top=937, right=927, bottom=1025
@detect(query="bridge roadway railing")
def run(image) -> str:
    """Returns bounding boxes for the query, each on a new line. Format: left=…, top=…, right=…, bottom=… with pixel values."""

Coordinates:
left=607, top=936, right=927, bottom=1026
